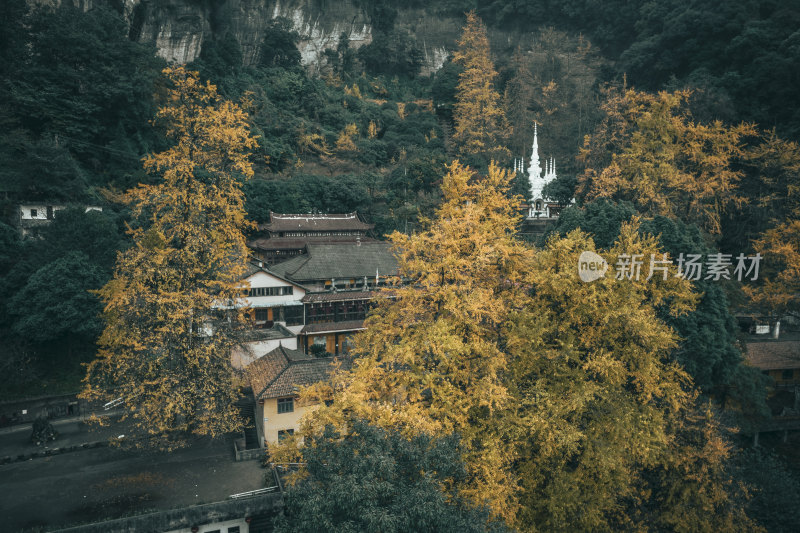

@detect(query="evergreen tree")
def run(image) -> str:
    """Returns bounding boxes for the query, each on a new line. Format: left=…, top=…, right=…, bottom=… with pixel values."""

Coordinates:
left=357, top=29, right=424, bottom=78
left=8, top=252, right=105, bottom=346
left=274, top=419, right=506, bottom=533
left=82, top=68, right=257, bottom=449
left=260, top=17, right=301, bottom=68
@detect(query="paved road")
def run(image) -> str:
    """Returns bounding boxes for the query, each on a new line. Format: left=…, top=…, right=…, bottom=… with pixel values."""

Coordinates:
left=0, top=414, right=128, bottom=460
left=0, top=432, right=266, bottom=532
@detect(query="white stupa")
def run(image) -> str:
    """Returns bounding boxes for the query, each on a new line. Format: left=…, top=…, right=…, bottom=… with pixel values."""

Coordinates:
left=525, top=123, right=558, bottom=218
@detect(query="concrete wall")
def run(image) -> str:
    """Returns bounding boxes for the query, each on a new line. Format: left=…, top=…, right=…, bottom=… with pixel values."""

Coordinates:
left=19, top=204, right=56, bottom=220
left=165, top=517, right=249, bottom=533
left=53, top=492, right=282, bottom=533
left=18, top=205, right=102, bottom=220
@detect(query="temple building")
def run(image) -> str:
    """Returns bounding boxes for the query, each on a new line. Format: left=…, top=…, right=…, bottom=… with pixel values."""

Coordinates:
left=233, top=238, right=400, bottom=363
left=269, top=241, right=399, bottom=355
left=248, top=211, right=376, bottom=264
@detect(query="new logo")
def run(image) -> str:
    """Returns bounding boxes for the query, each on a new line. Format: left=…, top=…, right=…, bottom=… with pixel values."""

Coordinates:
left=578, top=251, right=608, bottom=282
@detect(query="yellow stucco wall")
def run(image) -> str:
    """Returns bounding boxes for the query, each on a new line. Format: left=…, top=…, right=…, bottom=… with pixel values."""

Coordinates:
left=258, top=396, right=319, bottom=445
left=768, top=368, right=800, bottom=385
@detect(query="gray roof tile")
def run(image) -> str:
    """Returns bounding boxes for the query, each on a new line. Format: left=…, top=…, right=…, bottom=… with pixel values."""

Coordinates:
left=259, top=212, right=373, bottom=233
left=269, top=242, right=399, bottom=282
left=746, top=341, right=800, bottom=370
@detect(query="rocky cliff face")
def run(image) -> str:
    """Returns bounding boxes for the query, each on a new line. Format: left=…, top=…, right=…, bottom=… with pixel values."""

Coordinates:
left=48, top=0, right=521, bottom=74
left=118, top=0, right=464, bottom=73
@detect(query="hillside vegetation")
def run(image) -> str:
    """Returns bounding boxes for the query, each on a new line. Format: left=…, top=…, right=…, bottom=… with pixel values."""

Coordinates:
left=2, top=1, right=800, bottom=529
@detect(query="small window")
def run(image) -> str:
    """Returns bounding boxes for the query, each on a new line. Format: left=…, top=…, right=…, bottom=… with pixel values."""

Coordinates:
left=278, top=428, right=295, bottom=441
left=228, top=527, right=240, bottom=533
left=277, top=397, right=294, bottom=414
left=782, top=369, right=794, bottom=381
left=30, top=209, right=38, bottom=217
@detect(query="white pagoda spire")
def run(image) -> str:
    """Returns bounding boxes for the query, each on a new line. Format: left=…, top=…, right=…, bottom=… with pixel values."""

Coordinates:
left=523, top=123, right=571, bottom=220
left=527, top=122, right=542, bottom=182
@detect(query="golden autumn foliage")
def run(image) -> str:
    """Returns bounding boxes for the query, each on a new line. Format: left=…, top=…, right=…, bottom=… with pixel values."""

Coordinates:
left=579, top=89, right=755, bottom=234
left=343, top=84, right=362, bottom=99
left=452, top=12, right=511, bottom=164
left=745, top=131, right=800, bottom=317
left=296, top=126, right=331, bottom=156
left=367, top=120, right=379, bottom=139
left=288, top=161, right=531, bottom=522
left=273, top=160, right=753, bottom=530
left=334, top=122, right=359, bottom=152
left=81, top=67, right=256, bottom=449
left=511, top=226, right=753, bottom=531
left=748, top=219, right=800, bottom=317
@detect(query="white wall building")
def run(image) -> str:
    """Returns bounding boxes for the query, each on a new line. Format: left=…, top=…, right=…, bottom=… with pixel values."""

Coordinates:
left=17, top=203, right=103, bottom=237
left=231, top=263, right=307, bottom=369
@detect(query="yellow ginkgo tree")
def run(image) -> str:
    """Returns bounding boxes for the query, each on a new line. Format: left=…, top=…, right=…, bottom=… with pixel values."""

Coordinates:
left=744, top=131, right=800, bottom=319
left=290, top=161, right=532, bottom=522
left=579, top=88, right=754, bottom=235
left=82, top=67, right=257, bottom=449
left=452, top=12, right=511, bottom=165
left=281, top=160, right=755, bottom=530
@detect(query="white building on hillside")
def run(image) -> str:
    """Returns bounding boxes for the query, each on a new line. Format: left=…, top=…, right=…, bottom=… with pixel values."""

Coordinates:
left=17, top=202, right=103, bottom=237
left=512, top=124, right=571, bottom=219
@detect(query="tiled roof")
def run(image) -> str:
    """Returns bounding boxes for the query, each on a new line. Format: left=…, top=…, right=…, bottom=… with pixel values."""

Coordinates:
left=243, top=261, right=309, bottom=290
left=260, top=360, right=334, bottom=398
left=244, top=262, right=263, bottom=278
left=247, top=346, right=338, bottom=399
left=746, top=341, right=800, bottom=371
left=302, top=291, right=375, bottom=303
left=301, top=319, right=366, bottom=334
left=259, top=212, right=373, bottom=233
left=248, top=236, right=378, bottom=251
left=269, top=242, right=399, bottom=282
left=242, top=324, right=295, bottom=341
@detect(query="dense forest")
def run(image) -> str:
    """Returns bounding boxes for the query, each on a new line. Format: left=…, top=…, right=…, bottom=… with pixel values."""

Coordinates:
left=1, top=0, right=800, bottom=528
